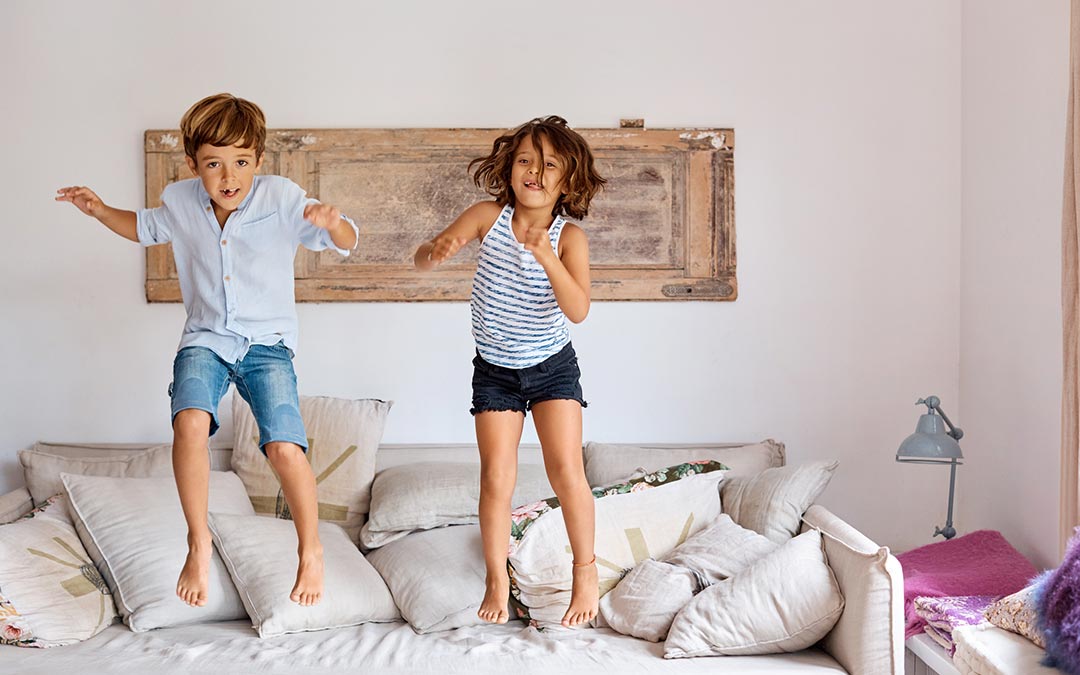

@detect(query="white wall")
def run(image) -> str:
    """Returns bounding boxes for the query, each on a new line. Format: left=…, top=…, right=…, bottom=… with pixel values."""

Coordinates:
left=0, top=0, right=963, bottom=552
left=959, top=0, right=1069, bottom=570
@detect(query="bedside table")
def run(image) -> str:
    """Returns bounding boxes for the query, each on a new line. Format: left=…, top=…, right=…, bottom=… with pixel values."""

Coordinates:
left=906, top=634, right=960, bottom=675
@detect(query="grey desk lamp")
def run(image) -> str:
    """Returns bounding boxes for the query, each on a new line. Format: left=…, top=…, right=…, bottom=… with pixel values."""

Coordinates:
left=896, top=396, right=964, bottom=540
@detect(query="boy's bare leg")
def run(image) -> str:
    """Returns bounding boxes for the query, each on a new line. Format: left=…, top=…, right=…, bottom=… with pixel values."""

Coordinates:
left=531, top=400, right=597, bottom=628
left=172, top=409, right=213, bottom=607
left=475, top=410, right=525, bottom=624
left=264, top=442, right=324, bottom=606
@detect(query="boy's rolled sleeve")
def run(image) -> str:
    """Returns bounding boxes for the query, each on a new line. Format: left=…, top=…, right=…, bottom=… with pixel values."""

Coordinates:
left=136, top=184, right=179, bottom=246
left=283, top=178, right=359, bottom=256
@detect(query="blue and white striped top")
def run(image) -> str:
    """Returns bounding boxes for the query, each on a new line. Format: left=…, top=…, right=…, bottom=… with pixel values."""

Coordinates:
left=471, top=204, right=571, bottom=368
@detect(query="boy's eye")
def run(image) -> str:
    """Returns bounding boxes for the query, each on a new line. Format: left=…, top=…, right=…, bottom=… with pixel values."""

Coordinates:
left=207, top=161, right=219, bottom=168
left=237, top=160, right=248, bottom=167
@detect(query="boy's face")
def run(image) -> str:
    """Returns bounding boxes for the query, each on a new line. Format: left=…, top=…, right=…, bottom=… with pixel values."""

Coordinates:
left=186, top=143, right=263, bottom=218
left=510, top=134, right=566, bottom=213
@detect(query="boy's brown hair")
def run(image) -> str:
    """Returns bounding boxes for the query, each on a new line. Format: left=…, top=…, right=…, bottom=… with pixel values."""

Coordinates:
left=180, top=93, right=267, bottom=161
left=469, top=116, right=606, bottom=221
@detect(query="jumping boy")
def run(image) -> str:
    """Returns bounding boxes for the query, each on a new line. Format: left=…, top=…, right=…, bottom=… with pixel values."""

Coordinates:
left=56, top=93, right=358, bottom=608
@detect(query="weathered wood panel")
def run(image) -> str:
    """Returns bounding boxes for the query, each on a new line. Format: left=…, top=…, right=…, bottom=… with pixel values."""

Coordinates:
left=144, top=127, right=736, bottom=302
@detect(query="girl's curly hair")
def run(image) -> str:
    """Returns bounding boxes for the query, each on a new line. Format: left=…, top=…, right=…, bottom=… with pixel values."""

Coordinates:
left=469, top=116, right=606, bottom=220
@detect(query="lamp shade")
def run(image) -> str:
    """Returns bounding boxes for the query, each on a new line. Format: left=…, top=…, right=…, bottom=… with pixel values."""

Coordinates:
left=896, top=413, right=964, bottom=464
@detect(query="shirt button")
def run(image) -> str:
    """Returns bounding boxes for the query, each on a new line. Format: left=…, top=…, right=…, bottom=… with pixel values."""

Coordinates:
left=224, top=275, right=231, bottom=282
left=221, top=240, right=227, bottom=246
left=206, top=206, right=212, bottom=212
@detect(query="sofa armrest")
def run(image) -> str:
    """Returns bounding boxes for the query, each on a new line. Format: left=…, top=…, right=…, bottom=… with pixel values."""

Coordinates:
left=801, top=504, right=904, bottom=675
left=0, top=487, right=33, bottom=524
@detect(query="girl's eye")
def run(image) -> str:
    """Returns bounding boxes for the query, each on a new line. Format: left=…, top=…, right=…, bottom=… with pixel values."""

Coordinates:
left=546, top=163, right=557, bottom=169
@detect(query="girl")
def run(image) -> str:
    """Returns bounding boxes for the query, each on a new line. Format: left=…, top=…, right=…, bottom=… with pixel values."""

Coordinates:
left=414, top=116, right=605, bottom=628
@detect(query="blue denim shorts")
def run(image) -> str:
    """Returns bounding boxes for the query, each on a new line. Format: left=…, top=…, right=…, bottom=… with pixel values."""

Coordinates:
left=169, top=342, right=307, bottom=452
left=470, top=342, right=588, bottom=416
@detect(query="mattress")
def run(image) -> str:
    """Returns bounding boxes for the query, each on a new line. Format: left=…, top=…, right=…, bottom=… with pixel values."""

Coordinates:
left=3, top=619, right=846, bottom=675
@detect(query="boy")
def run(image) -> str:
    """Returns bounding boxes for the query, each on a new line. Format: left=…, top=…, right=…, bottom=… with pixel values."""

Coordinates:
left=56, top=93, right=358, bottom=608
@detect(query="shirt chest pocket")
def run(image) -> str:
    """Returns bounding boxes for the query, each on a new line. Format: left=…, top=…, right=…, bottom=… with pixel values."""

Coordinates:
left=236, top=212, right=280, bottom=253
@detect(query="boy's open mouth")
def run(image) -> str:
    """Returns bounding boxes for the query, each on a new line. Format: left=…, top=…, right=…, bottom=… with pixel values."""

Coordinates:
left=221, top=188, right=240, bottom=199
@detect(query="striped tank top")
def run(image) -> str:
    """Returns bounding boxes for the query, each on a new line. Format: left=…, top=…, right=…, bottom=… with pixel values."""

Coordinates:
left=471, top=204, right=571, bottom=368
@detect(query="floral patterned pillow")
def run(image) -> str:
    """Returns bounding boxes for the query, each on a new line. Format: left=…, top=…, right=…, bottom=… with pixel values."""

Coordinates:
left=507, top=460, right=728, bottom=628
left=984, top=582, right=1047, bottom=648
left=0, top=496, right=116, bottom=647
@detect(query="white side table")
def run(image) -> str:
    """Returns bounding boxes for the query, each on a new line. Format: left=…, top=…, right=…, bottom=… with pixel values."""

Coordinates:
left=906, top=634, right=961, bottom=675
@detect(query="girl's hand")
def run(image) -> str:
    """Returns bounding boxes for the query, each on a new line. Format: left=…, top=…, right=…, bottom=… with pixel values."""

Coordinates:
left=303, top=203, right=342, bottom=230
left=523, top=223, right=554, bottom=262
left=55, top=186, right=107, bottom=218
left=428, top=233, right=468, bottom=264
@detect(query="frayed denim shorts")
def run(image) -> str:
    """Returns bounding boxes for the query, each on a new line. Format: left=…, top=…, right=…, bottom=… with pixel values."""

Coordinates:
left=169, top=342, right=307, bottom=453
left=470, top=342, right=588, bottom=416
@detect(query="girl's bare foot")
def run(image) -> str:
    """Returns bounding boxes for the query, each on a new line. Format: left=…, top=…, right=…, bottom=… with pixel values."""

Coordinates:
left=290, top=546, right=324, bottom=606
left=562, top=558, right=598, bottom=628
left=177, top=533, right=213, bottom=607
left=478, top=573, right=510, bottom=623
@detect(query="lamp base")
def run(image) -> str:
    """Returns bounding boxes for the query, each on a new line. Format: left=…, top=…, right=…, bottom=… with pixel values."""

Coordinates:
left=934, top=524, right=957, bottom=540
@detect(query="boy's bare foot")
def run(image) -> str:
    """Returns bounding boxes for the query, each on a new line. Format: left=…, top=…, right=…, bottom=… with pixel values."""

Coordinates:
left=290, top=547, right=324, bottom=606
left=562, top=558, right=599, bottom=628
left=478, top=573, right=510, bottom=624
left=177, top=533, right=213, bottom=607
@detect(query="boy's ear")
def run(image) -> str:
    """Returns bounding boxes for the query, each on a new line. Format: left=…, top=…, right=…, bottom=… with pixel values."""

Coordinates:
left=185, top=155, right=197, bottom=177
left=255, top=153, right=264, bottom=173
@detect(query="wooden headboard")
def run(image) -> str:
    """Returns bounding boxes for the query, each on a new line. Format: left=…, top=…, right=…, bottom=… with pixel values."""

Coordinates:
left=143, top=126, right=736, bottom=302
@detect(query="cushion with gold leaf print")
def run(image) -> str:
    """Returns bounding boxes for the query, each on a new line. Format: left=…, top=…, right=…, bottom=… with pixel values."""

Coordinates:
left=232, top=395, right=392, bottom=542
left=507, top=461, right=728, bottom=629
left=0, top=496, right=117, bottom=647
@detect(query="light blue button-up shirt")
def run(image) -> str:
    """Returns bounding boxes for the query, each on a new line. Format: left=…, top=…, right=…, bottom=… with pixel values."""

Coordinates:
left=137, top=175, right=359, bottom=364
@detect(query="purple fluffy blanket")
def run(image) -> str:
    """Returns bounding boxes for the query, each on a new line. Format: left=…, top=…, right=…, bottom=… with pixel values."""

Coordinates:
left=897, top=530, right=1037, bottom=638
left=1038, top=529, right=1080, bottom=673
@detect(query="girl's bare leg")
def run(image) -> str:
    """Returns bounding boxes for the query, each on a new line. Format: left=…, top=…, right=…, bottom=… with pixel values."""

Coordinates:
left=475, top=410, right=525, bottom=623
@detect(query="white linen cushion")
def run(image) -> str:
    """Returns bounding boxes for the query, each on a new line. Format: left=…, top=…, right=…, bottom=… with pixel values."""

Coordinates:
left=366, top=524, right=493, bottom=633
left=508, top=461, right=727, bottom=628
left=0, top=488, right=34, bottom=524
left=208, top=512, right=399, bottom=638
left=0, top=496, right=117, bottom=647
left=232, top=395, right=391, bottom=543
left=598, top=559, right=697, bottom=642
left=61, top=472, right=255, bottom=632
left=664, top=529, right=844, bottom=657
left=19, top=443, right=173, bottom=506
left=583, top=440, right=784, bottom=487
left=361, top=462, right=553, bottom=549
left=600, top=514, right=777, bottom=642
left=720, top=460, right=839, bottom=544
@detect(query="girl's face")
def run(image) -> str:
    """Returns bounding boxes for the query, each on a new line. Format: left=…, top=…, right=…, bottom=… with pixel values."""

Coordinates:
left=510, top=134, right=566, bottom=213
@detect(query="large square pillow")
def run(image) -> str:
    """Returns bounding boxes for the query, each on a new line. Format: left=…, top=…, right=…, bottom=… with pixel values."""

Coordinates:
left=361, top=462, right=553, bottom=548
left=583, top=440, right=784, bottom=487
left=232, top=395, right=391, bottom=542
left=208, top=513, right=399, bottom=637
left=61, top=472, right=255, bottom=632
left=508, top=461, right=727, bottom=628
left=0, top=496, right=117, bottom=647
left=720, top=460, right=838, bottom=544
left=366, top=524, right=494, bottom=634
left=664, top=529, right=844, bottom=657
left=19, top=443, right=173, bottom=506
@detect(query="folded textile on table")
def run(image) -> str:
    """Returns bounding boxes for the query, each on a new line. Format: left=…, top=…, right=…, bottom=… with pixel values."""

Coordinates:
left=896, top=530, right=1037, bottom=639
left=913, top=595, right=997, bottom=655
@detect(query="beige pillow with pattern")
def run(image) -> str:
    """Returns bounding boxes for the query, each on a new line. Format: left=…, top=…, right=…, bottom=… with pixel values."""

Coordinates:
left=984, top=584, right=1046, bottom=648
left=0, top=496, right=117, bottom=647
left=231, top=395, right=391, bottom=542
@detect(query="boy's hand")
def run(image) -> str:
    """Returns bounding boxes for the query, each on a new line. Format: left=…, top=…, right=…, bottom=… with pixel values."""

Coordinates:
left=523, top=223, right=555, bottom=262
left=428, top=233, right=468, bottom=264
left=55, top=186, right=107, bottom=218
left=303, top=203, right=342, bottom=230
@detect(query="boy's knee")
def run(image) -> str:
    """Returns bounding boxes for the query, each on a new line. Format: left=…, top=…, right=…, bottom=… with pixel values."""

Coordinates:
left=264, top=441, right=305, bottom=464
left=173, top=409, right=211, bottom=439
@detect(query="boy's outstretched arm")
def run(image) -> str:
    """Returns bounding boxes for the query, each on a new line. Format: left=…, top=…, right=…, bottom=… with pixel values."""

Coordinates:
left=303, top=202, right=358, bottom=250
left=55, top=186, right=138, bottom=242
left=414, top=201, right=497, bottom=271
